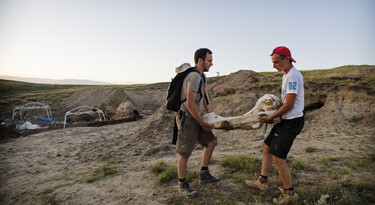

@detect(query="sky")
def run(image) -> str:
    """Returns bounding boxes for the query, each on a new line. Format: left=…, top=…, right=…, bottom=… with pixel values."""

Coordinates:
left=0, top=0, right=374, bottom=84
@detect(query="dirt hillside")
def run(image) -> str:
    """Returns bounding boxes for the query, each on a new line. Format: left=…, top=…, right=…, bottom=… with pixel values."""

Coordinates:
left=59, top=87, right=163, bottom=118
left=209, top=70, right=270, bottom=96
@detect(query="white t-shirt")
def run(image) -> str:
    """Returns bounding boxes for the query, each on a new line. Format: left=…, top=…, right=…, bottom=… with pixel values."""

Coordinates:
left=281, top=67, right=304, bottom=119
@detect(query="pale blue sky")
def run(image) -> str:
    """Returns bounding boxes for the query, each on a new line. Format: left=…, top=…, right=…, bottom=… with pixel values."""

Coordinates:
left=0, top=0, right=374, bottom=84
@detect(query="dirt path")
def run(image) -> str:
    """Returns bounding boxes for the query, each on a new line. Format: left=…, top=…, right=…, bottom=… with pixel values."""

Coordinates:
left=1, top=113, right=374, bottom=204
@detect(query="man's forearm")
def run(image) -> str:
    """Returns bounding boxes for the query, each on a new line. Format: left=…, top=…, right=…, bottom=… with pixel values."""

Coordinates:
left=270, top=103, right=292, bottom=119
left=270, top=94, right=296, bottom=119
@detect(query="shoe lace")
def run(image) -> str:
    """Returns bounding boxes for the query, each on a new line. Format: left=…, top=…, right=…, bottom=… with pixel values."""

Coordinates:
left=277, top=187, right=287, bottom=199
left=184, top=182, right=193, bottom=192
left=279, top=190, right=295, bottom=201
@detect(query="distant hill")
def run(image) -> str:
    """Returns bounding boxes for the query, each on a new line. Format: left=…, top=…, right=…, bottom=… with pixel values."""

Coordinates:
left=0, top=75, right=113, bottom=85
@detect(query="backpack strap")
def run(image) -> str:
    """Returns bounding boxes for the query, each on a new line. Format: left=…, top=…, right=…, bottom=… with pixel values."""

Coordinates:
left=201, top=74, right=209, bottom=105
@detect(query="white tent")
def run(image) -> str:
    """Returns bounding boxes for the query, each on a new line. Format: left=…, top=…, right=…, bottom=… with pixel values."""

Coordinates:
left=64, top=105, right=106, bottom=128
left=12, top=102, right=53, bottom=122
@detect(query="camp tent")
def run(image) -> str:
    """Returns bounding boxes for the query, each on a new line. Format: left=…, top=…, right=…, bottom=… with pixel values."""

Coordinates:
left=12, top=102, right=53, bottom=122
left=64, top=105, right=106, bottom=128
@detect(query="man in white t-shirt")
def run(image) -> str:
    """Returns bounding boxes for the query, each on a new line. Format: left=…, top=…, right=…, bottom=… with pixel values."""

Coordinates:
left=246, top=46, right=305, bottom=204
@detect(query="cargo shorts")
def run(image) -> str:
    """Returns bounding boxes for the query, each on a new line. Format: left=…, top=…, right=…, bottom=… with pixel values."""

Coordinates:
left=175, top=111, right=216, bottom=158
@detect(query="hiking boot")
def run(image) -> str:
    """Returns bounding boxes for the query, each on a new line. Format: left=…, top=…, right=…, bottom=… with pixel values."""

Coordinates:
left=272, top=187, right=299, bottom=204
left=245, top=173, right=269, bottom=190
left=178, top=181, right=198, bottom=198
left=199, top=169, right=220, bottom=185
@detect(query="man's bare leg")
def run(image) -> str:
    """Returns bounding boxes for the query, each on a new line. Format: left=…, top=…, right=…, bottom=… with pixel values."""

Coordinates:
left=178, top=156, right=188, bottom=179
left=261, top=143, right=273, bottom=177
left=273, top=156, right=293, bottom=189
left=202, top=139, right=217, bottom=167
left=200, top=140, right=220, bottom=184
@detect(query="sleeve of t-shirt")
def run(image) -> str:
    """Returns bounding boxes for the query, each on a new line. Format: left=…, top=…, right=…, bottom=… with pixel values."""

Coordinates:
left=186, top=72, right=201, bottom=93
left=285, top=72, right=300, bottom=95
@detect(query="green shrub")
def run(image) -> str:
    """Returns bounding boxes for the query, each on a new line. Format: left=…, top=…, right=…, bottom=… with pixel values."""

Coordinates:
left=322, top=182, right=342, bottom=203
left=220, top=154, right=261, bottom=174
left=102, top=165, right=117, bottom=176
left=341, top=179, right=375, bottom=191
left=291, top=160, right=306, bottom=171
left=305, top=146, right=317, bottom=153
left=186, top=171, right=199, bottom=181
left=345, top=153, right=375, bottom=169
left=151, top=161, right=168, bottom=174
left=86, top=175, right=102, bottom=183
left=151, top=161, right=200, bottom=185
left=297, top=187, right=320, bottom=204
left=46, top=194, right=57, bottom=205
left=158, top=166, right=178, bottom=184
left=85, top=164, right=117, bottom=183
left=319, top=179, right=375, bottom=204
left=232, top=175, right=248, bottom=183
left=367, top=152, right=375, bottom=161
left=321, top=156, right=339, bottom=165
left=40, top=188, right=53, bottom=196
left=345, top=158, right=370, bottom=169
left=349, top=181, right=375, bottom=202
left=348, top=116, right=364, bottom=123
left=338, top=193, right=359, bottom=205
left=40, top=188, right=57, bottom=205
left=338, top=168, right=350, bottom=175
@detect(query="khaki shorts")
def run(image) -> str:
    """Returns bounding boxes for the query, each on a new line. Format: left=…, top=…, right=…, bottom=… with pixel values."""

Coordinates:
left=176, top=114, right=216, bottom=158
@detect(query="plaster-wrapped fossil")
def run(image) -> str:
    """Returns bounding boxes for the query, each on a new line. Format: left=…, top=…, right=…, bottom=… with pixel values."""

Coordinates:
left=203, top=94, right=281, bottom=130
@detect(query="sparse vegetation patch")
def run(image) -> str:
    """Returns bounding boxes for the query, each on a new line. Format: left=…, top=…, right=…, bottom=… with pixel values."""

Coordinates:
left=151, top=161, right=198, bottom=185
left=85, top=163, right=117, bottom=183
left=305, top=146, right=317, bottom=153
left=291, top=159, right=306, bottom=171
left=220, top=154, right=261, bottom=174
left=321, top=156, right=340, bottom=165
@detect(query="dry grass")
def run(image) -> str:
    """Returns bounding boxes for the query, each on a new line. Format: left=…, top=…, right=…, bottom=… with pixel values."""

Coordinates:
left=161, top=152, right=375, bottom=205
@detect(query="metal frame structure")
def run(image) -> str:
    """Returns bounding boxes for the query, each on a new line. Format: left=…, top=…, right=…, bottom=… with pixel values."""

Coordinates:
left=12, top=102, right=53, bottom=122
left=64, top=105, right=106, bottom=128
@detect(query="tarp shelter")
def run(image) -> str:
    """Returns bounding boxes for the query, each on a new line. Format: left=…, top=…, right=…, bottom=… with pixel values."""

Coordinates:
left=64, top=105, right=106, bottom=128
left=36, top=117, right=55, bottom=123
left=12, top=102, right=53, bottom=122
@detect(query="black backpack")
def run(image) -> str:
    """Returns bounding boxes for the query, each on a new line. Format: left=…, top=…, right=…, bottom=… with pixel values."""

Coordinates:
left=166, top=67, right=206, bottom=112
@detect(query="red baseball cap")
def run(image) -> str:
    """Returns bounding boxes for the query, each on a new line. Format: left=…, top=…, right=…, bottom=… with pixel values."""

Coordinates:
left=271, top=46, right=296, bottom=63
